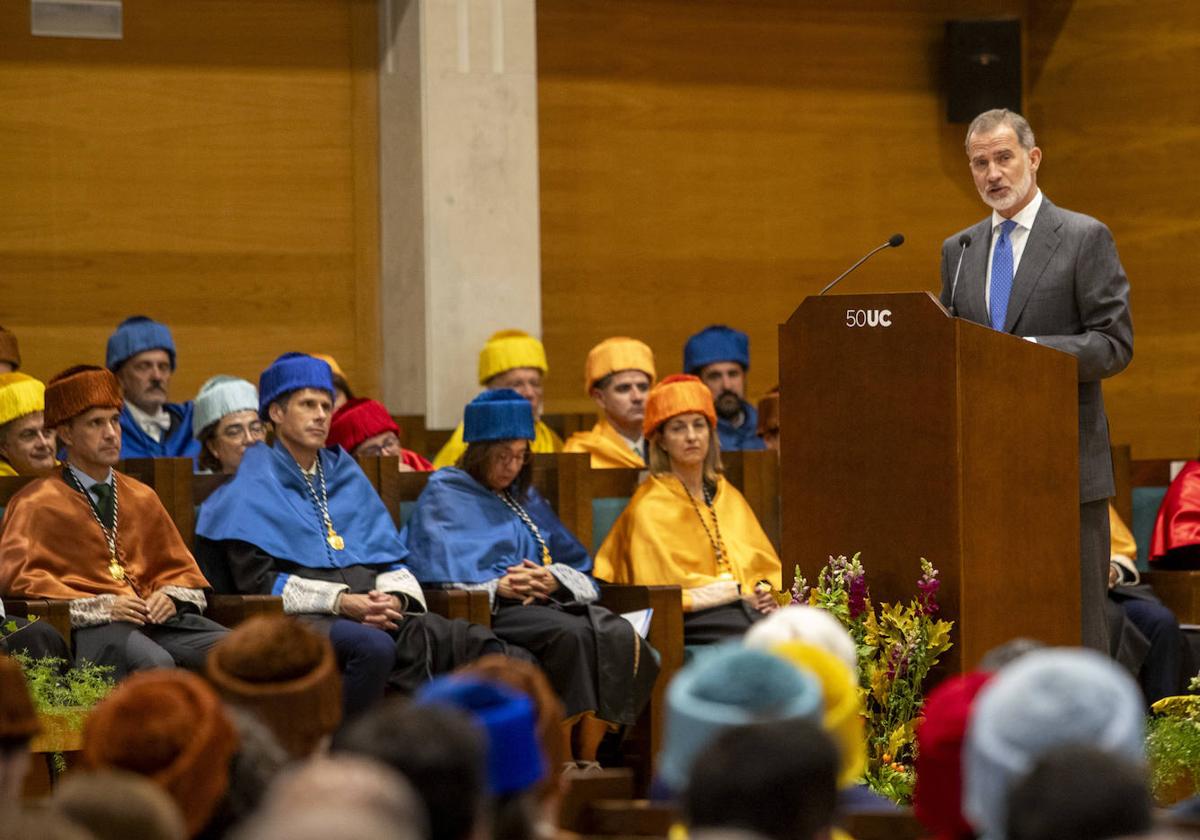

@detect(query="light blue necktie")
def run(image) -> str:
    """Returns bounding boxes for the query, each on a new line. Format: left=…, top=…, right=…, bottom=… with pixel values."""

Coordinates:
left=990, top=219, right=1018, bottom=331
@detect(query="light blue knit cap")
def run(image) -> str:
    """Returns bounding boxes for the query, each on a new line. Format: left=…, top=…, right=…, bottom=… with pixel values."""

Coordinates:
left=192, top=376, right=259, bottom=436
left=963, top=647, right=1145, bottom=840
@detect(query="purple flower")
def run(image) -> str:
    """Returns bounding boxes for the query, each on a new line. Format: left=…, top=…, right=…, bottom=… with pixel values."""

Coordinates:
left=790, top=566, right=810, bottom=606
left=917, top=559, right=941, bottom=616
left=848, top=571, right=869, bottom=620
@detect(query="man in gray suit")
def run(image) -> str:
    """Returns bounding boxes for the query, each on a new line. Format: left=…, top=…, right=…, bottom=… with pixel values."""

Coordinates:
left=939, top=109, right=1133, bottom=653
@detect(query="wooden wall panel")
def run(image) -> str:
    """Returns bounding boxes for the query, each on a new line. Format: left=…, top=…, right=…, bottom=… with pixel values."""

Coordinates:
left=0, top=0, right=380, bottom=398
left=1027, top=0, right=1200, bottom=459
left=537, top=0, right=1027, bottom=413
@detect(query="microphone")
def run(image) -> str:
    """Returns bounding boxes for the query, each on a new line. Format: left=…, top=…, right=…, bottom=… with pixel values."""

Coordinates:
left=948, top=233, right=972, bottom=316
left=819, top=234, right=905, bottom=296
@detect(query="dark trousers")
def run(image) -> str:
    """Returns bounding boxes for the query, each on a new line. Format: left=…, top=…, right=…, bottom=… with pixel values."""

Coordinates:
left=73, top=612, right=228, bottom=679
left=1080, top=498, right=1111, bottom=651
left=0, top=617, right=72, bottom=662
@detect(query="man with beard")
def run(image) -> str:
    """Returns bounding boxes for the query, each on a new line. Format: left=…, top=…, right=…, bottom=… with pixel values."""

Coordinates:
left=0, top=373, right=56, bottom=476
left=106, top=316, right=200, bottom=459
left=564, top=337, right=656, bottom=468
left=683, top=325, right=766, bottom=452
left=939, top=109, right=1132, bottom=653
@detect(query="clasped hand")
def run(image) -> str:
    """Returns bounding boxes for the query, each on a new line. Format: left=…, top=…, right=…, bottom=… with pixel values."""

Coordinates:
left=339, top=590, right=405, bottom=631
left=497, top=559, right=560, bottom=605
left=112, top=591, right=176, bottom=625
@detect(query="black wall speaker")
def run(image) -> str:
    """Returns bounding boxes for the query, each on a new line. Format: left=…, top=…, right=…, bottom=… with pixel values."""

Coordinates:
left=945, top=19, right=1022, bottom=124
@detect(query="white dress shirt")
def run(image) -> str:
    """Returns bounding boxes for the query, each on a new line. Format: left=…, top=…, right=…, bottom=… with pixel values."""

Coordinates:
left=125, top=401, right=171, bottom=442
left=984, top=188, right=1044, bottom=313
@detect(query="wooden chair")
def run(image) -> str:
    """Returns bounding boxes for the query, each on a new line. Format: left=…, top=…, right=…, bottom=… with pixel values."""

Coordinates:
left=575, top=799, right=676, bottom=837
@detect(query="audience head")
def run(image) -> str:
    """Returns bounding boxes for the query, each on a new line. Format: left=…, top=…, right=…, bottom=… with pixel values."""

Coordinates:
left=457, top=654, right=566, bottom=803
left=53, top=770, right=187, bottom=840
left=0, top=373, right=55, bottom=475
left=309, top=353, right=354, bottom=410
left=684, top=325, right=751, bottom=422
left=1005, top=745, right=1152, bottom=840
left=477, top=330, right=548, bottom=418
left=106, top=316, right=177, bottom=414
left=977, top=637, right=1045, bottom=672
left=0, top=653, right=40, bottom=802
left=766, top=641, right=866, bottom=789
left=328, top=397, right=404, bottom=458
left=912, top=671, right=992, bottom=840
left=684, top=718, right=839, bottom=840
left=658, top=645, right=824, bottom=797
left=241, top=755, right=428, bottom=840
left=744, top=605, right=857, bottom=675
left=258, top=353, right=334, bottom=456
left=0, top=325, right=21, bottom=373
left=964, top=109, right=1041, bottom=217
left=334, top=698, right=487, bottom=840
left=210, top=706, right=290, bottom=835
left=0, top=803, right=97, bottom=840
left=193, top=376, right=264, bottom=474
left=44, top=366, right=124, bottom=474
left=964, top=647, right=1145, bottom=840
left=644, top=374, right=720, bottom=480
left=82, top=669, right=239, bottom=837
left=584, top=337, right=655, bottom=440
left=460, top=389, right=536, bottom=494
left=756, top=387, right=780, bottom=450
left=206, top=615, right=342, bottom=758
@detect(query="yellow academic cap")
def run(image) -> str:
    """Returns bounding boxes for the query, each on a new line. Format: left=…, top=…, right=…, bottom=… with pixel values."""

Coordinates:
left=0, top=373, right=45, bottom=427
left=478, top=330, right=548, bottom=385
left=584, top=337, right=656, bottom=396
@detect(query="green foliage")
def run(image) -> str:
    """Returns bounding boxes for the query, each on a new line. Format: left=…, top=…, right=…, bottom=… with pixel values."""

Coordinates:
left=1146, top=715, right=1200, bottom=800
left=13, top=653, right=115, bottom=726
left=794, top=554, right=954, bottom=806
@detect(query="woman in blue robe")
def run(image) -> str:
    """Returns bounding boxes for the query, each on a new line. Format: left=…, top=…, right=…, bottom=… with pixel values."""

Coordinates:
left=401, top=390, right=658, bottom=770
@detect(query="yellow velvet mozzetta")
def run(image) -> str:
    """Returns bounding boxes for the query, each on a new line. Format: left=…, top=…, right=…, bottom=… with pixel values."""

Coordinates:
left=593, top=473, right=781, bottom=610
left=564, top=418, right=644, bottom=469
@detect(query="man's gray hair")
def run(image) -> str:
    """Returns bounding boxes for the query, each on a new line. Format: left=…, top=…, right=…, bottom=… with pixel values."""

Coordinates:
left=965, top=109, right=1036, bottom=152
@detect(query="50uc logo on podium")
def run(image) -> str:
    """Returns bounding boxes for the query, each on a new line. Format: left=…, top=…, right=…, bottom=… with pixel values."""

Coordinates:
left=845, top=309, right=892, bottom=328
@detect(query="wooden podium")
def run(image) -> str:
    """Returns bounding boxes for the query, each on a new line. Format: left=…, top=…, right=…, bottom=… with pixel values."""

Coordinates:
left=779, top=292, right=1080, bottom=673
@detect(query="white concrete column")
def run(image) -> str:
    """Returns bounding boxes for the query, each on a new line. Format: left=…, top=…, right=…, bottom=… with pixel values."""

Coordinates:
left=378, top=0, right=541, bottom=428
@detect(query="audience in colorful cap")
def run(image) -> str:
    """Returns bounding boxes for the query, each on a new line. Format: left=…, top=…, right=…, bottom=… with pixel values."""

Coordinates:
left=308, top=353, right=355, bottom=410
left=327, top=397, right=432, bottom=472
left=432, top=330, right=563, bottom=468
left=744, top=604, right=858, bottom=675
left=563, top=337, right=656, bottom=468
left=683, top=325, right=765, bottom=452
left=192, top=375, right=265, bottom=474
left=0, top=372, right=56, bottom=477
left=0, top=325, right=21, bottom=373
left=53, top=770, right=189, bottom=840
left=963, top=647, right=1146, bottom=840
left=402, top=388, right=658, bottom=768
left=106, top=316, right=200, bottom=460
left=595, top=374, right=781, bottom=644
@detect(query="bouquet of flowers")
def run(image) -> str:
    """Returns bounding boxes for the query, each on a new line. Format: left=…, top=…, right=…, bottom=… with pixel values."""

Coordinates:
left=791, top=553, right=953, bottom=803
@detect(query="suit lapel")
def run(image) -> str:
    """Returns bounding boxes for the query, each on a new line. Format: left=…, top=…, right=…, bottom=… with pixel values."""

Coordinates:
left=1003, top=199, right=1063, bottom=332
left=960, top=217, right=993, bottom=325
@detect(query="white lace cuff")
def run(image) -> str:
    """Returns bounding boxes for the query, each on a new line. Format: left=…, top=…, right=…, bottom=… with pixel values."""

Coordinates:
left=159, top=586, right=208, bottom=612
left=375, top=568, right=427, bottom=614
left=277, top=575, right=348, bottom=615
left=70, top=594, right=116, bottom=628
left=548, top=564, right=599, bottom=604
left=684, top=580, right=742, bottom=612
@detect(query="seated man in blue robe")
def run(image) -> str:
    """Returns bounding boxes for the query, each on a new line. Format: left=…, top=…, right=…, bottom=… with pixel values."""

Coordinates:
left=683, top=325, right=765, bottom=452
left=194, top=353, right=507, bottom=717
left=105, top=316, right=200, bottom=459
left=402, top=390, right=658, bottom=769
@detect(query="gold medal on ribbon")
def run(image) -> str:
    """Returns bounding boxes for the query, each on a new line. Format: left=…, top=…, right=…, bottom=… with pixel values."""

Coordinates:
left=327, top=528, right=345, bottom=551
left=109, top=561, right=125, bottom=582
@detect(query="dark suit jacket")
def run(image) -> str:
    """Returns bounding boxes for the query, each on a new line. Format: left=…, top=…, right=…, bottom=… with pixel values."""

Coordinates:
left=939, top=196, right=1133, bottom=504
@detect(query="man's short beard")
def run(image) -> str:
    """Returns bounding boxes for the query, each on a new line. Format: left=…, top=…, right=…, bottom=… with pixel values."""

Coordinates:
left=714, top=391, right=743, bottom=421
left=982, top=166, right=1033, bottom=213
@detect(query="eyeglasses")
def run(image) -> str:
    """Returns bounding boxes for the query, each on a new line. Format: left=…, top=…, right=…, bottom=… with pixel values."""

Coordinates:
left=492, top=448, right=532, bottom=467
left=220, top=421, right=265, bottom=442
left=357, top=435, right=403, bottom=457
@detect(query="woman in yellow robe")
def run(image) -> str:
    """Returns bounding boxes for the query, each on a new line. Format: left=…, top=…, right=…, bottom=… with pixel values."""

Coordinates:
left=593, top=374, right=781, bottom=644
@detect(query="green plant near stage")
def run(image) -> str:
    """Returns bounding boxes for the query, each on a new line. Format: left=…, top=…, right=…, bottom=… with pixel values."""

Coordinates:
left=1146, top=675, right=1200, bottom=806
left=792, top=554, right=954, bottom=804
